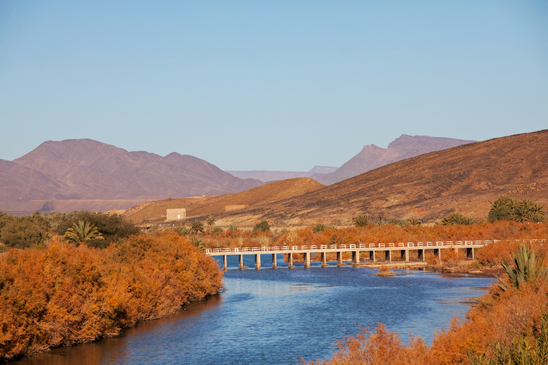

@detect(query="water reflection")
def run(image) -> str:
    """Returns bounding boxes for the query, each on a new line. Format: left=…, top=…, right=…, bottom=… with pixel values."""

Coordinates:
left=8, top=296, right=222, bottom=365
left=10, top=261, right=495, bottom=365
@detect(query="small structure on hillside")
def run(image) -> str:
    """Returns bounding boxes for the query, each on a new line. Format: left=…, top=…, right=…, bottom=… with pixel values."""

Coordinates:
left=225, top=205, right=248, bottom=212
left=166, top=208, right=186, bottom=221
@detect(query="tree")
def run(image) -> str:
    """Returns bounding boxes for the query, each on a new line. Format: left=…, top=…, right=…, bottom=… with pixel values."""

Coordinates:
left=206, top=215, right=216, bottom=227
left=440, top=213, right=476, bottom=225
left=190, top=237, right=206, bottom=251
left=514, top=199, right=546, bottom=222
left=253, top=221, right=270, bottom=233
left=312, top=223, right=325, bottom=233
left=211, top=227, right=223, bottom=235
left=190, top=221, right=204, bottom=234
left=0, top=212, right=49, bottom=249
left=489, top=196, right=518, bottom=221
left=63, top=220, right=103, bottom=244
left=354, top=215, right=368, bottom=227
left=489, top=196, right=546, bottom=222
left=56, top=211, right=139, bottom=247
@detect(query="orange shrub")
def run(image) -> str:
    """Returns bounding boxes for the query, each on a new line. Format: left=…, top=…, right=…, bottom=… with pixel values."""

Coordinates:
left=0, top=232, right=223, bottom=360
left=304, top=266, right=548, bottom=365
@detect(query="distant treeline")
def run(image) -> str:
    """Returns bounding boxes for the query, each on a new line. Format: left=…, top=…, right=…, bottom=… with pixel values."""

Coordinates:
left=0, top=211, right=140, bottom=251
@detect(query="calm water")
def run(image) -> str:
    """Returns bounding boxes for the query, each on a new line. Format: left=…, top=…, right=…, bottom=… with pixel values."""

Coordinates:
left=11, top=255, right=495, bottom=365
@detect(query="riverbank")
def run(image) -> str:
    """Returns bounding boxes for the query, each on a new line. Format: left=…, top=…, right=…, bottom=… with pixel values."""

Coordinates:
left=0, top=233, right=223, bottom=361
left=7, top=261, right=495, bottom=365
left=305, top=245, right=548, bottom=365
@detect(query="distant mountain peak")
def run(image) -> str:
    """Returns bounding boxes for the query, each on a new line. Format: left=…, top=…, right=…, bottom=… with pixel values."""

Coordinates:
left=2, top=139, right=263, bottom=214
left=315, top=135, right=476, bottom=185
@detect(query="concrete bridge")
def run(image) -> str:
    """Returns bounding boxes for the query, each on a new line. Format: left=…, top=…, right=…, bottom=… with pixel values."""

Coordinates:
left=206, top=239, right=499, bottom=270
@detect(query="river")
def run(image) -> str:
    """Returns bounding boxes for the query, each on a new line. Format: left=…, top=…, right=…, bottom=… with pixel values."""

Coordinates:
left=10, top=254, right=495, bottom=365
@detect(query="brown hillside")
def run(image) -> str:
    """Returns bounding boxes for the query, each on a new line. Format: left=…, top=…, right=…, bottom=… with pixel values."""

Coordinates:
left=221, top=130, right=548, bottom=225
left=316, top=134, right=475, bottom=185
left=123, top=178, right=324, bottom=223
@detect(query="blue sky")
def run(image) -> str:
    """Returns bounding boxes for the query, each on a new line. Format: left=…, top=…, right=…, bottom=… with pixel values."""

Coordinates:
left=1, top=0, right=547, bottom=171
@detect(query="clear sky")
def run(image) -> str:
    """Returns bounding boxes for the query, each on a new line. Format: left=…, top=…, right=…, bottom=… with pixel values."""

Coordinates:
left=1, top=1, right=547, bottom=171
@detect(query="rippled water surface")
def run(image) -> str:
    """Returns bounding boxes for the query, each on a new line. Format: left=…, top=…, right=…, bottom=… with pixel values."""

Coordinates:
left=11, top=255, right=495, bottom=365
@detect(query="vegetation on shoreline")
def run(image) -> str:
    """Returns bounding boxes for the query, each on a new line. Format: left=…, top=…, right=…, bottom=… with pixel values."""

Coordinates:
left=0, top=196, right=545, bottom=361
left=0, top=229, right=222, bottom=361
left=304, top=245, right=548, bottom=365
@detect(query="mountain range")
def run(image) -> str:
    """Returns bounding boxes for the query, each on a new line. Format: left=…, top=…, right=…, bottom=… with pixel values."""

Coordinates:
left=314, top=134, right=475, bottom=185
left=215, top=129, right=548, bottom=225
left=0, top=139, right=262, bottom=215
left=226, top=135, right=473, bottom=184
left=0, top=134, right=490, bottom=216
left=227, top=166, right=337, bottom=182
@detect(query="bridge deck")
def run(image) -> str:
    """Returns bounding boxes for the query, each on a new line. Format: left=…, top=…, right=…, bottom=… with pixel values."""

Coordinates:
left=206, top=240, right=495, bottom=256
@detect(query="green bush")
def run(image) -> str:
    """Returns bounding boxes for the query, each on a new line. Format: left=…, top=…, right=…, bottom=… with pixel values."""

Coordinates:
left=253, top=220, right=270, bottom=233
left=441, top=212, right=476, bottom=225
left=56, top=212, right=139, bottom=248
left=489, top=196, right=546, bottom=223
left=312, top=223, right=325, bottom=233
left=175, top=226, right=191, bottom=235
left=211, top=227, right=223, bottom=235
left=354, top=215, right=368, bottom=227
left=0, top=212, right=49, bottom=249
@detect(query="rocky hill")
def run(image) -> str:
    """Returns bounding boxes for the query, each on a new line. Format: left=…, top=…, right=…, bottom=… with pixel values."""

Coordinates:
left=0, top=139, right=262, bottom=215
left=218, top=130, right=548, bottom=225
left=315, top=135, right=475, bottom=185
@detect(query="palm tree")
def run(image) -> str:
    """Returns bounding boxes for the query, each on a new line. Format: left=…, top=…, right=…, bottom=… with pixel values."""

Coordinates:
left=190, top=237, right=205, bottom=251
left=440, top=213, right=476, bottom=225
left=407, top=216, right=422, bottom=226
left=354, top=215, right=368, bottom=227
left=498, top=245, right=548, bottom=291
left=190, top=220, right=204, bottom=234
left=206, top=215, right=216, bottom=227
left=64, top=220, right=103, bottom=244
left=515, top=200, right=546, bottom=222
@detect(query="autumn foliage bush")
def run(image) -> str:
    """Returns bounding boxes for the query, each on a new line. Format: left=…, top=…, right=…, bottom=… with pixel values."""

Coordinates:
left=0, top=232, right=222, bottom=360
left=306, top=269, right=548, bottom=365
left=199, top=221, right=548, bottom=251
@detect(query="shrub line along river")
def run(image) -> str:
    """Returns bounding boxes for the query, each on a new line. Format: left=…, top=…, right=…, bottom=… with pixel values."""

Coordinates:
left=10, top=254, right=495, bottom=365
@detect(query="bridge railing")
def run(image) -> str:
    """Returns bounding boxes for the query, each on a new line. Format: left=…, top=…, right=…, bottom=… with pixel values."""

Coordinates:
left=205, top=238, right=544, bottom=254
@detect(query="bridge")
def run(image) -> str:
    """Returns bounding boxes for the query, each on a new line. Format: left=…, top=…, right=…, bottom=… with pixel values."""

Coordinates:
left=206, top=239, right=499, bottom=270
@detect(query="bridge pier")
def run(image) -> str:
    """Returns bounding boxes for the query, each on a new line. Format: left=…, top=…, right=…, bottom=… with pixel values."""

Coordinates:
left=321, top=252, right=328, bottom=267
left=467, top=247, right=475, bottom=260
left=352, top=251, right=360, bottom=265
left=304, top=252, right=311, bottom=268
left=208, top=241, right=487, bottom=270
left=337, top=251, right=343, bottom=266
left=255, top=254, right=261, bottom=269
left=434, top=248, right=441, bottom=261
